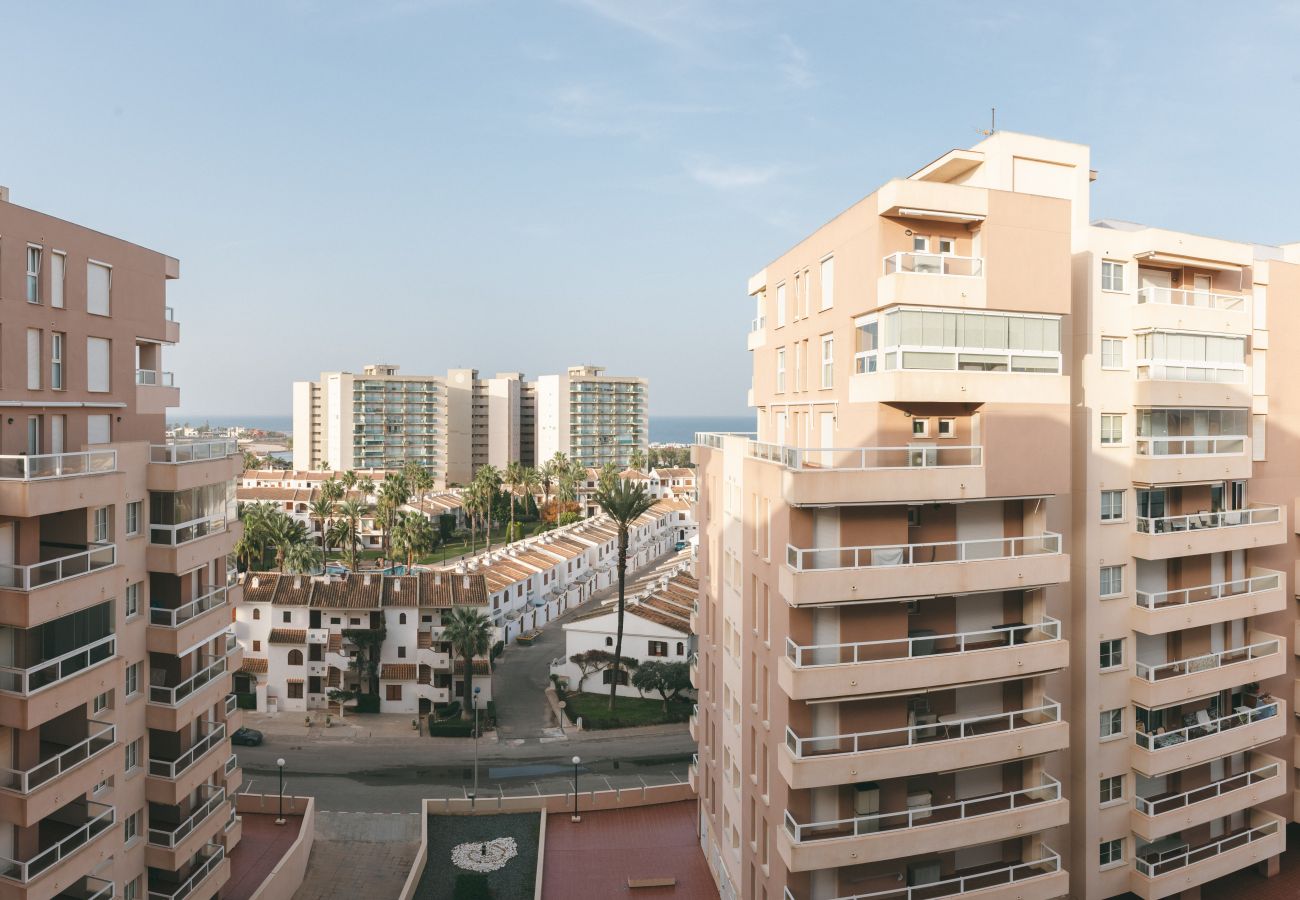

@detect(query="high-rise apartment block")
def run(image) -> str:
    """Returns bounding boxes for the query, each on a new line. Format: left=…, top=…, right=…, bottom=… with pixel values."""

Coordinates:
left=694, top=132, right=1298, bottom=900
left=293, top=363, right=645, bottom=481
left=0, top=189, right=243, bottom=899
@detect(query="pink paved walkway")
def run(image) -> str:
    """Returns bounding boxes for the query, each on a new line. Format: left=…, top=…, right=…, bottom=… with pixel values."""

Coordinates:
left=224, top=813, right=303, bottom=900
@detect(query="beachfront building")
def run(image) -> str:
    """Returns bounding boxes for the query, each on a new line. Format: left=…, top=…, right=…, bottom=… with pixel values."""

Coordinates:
left=0, top=186, right=244, bottom=899
left=536, top=366, right=649, bottom=469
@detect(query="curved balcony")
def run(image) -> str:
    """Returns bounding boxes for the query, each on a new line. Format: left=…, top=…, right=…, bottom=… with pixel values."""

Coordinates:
left=0, top=451, right=120, bottom=517
left=748, top=440, right=985, bottom=505
left=0, top=799, right=114, bottom=885
left=1131, top=634, right=1285, bottom=707
left=1131, top=505, right=1285, bottom=561
left=782, top=846, right=1066, bottom=900
left=780, top=700, right=1067, bottom=788
left=781, top=534, right=1066, bottom=605
left=778, top=775, right=1066, bottom=871
left=1129, top=812, right=1284, bottom=900
left=1130, top=570, right=1285, bottom=634
left=1132, top=701, right=1285, bottom=777
left=1131, top=754, right=1285, bottom=841
left=779, top=619, right=1067, bottom=700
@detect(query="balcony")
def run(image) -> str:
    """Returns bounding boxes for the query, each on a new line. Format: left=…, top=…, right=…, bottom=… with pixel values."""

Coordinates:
left=1131, top=634, right=1285, bottom=708
left=1131, top=570, right=1286, bottom=634
left=1132, top=286, right=1250, bottom=337
left=148, top=785, right=228, bottom=871
left=148, top=441, right=242, bottom=492
left=0, top=799, right=114, bottom=885
left=688, top=704, right=699, bottom=741
left=0, top=635, right=117, bottom=730
left=1132, top=435, right=1251, bottom=485
left=59, top=875, right=115, bottom=900
left=1131, top=505, right=1286, bottom=560
left=0, top=451, right=120, bottom=518
left=780, top=619, right=1066, bottom=701
left=778, top=775, right=1066, bottom=872
left=781, top=534, right=1067, bottom=605
left=780, top=700, right=1067, bottom=788
left=1131, top=754, right=1286, bottom=841
left=147, top=586, right=233, bottom=656
left=688, top=754, right=698, bottom=793
left=149, top=723, right=227, bottom=783
left=137, top=369, right=180, bottom=413
left=1132, top=701, right=1285, bottom=777
left=148, top=651, right=233, bottom=732
left=148, top=517, right=239, bottom=575
left=0, top=721, right=115, bottom=826
left=849, top=368, right=1068, bottom=407
left=1133, top=367, right=1250, bottom=409
left=782, top=846, right=1066, bottom=900
left=878, top=252, right=986, bottom=310
left=148, top=843, right=227, bottom=900
left=1129, top=812, right=1284, bottom=900
left=748, top=317, right=766, bottom=350
left=0, top=543, right=116, bottom=593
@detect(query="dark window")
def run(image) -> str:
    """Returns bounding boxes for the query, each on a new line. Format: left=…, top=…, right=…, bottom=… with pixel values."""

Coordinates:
left=252, top=609, right=260, bottom=620
left=604, top=637, right=614, bottom=647
left=282, top=611, right=291, bottom=623
left=386, top=684, right=402, bottom=701
left=287, top=682, right=303, bottom=699
left=602, top=669, right=629, bottom=686
left=399, top=613, right=407, bottom=625
left=288, top=649, right=303, bottom=666
left=648, top=641, right=668, bottom=657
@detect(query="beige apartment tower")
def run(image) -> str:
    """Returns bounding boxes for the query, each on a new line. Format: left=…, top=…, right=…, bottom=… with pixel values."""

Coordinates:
left=0, top=190, right=244, bottom=898
left=694, top=133, right=1298, bottom=900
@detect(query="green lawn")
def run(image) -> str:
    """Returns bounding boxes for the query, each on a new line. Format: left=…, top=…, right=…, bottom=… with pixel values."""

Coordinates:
left=328, top=524, right=528, bottom=568
left=561, top=692, right=692, bottom=730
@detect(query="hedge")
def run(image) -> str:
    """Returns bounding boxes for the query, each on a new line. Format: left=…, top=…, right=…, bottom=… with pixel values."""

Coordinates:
left=235, top=692, right=257, bottom=710
left=354, top=693, right=380, bottom=714
left=428, top=719, right=478, bottom=737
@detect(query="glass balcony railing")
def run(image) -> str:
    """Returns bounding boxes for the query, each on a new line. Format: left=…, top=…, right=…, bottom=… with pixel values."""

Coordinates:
left=748, top=440, right=981, bottom=471
left=0, top=543, right=116, bottom=591
left=784, top=618, right=1061, bottom=668
left=149, top=440, right=239, bottom=464
left=1136, top=286, right=1245, bottom=311
left=149, top=586, right=230, bottom=629
left=1134, top=636, right=1280, bottom=683
left=1135, top=818, right=1278, bottom=878
left=1135, top=505, right=1280, bottom=535
left=149, top=514, right=230, bottom=547
left=0, top=800, right=114, bottom=883
left=781, top=847, right=1062, bottom=900
left=1135, top=572, right=1280, bottom=612
left=786, top=533, right=1061, bottom=571
left=0, top=634, right=116, bottom=696
left=0, top=450, right=117, bottom=481
left=1134, top=703, right=1279, bottom=751
left=149, top=654, right=229, bottom=707
left=148, top=844, right=225, bottom=900
left=883, top=251, right=984, bottom=277
left=136, top=369, right=175, bottom=387
left=1135, top=435, right=1247, bottom=457
left=148, top=723, right=226, bottom=780
left=0, top=721, right=115, bottom=793
left=1135, top=760, right=1280, bottom=817
left=148, top=785, right=226, bottom=849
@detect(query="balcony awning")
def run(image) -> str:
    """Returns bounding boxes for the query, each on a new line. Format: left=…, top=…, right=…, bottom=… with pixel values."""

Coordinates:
left=889, top=207, right=986, bottom=224
left=1134, top=251, right=1245, bottom=273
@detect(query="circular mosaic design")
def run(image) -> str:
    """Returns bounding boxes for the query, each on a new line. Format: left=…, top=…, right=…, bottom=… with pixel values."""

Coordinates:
left=451, top=837, right=518, bottom=872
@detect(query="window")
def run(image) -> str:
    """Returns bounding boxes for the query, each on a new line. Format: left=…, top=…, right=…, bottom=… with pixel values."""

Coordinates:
left=87, top=261, right=112, bottom=316
left=51, top=332, right=64, bottom=389
left=937, top=237, right=955, bottom=255
left=1101, top=260, right=1125, bottom=292
left=1100, top=490, right=1124, bottom=521
left=1100, top=414, right=1123, bottom=445
left=912, top=235, right=929, bottom=252
left=1099, top=565, right=1123, bottom=598
left=857, top=307, right=1063, bottom=375
left=1099, top=639, right=1124, bottom=670
left=1100, top=708, right=1123, bottom=739
left=51, top=252, right=65, bottom=308
left=1101, top=337, right=1124, bottom=369
left=820, top=334, right=833, bottom=388
left=1099, top=838, right=1124, bottom=867
left=252, top=640, right=261, bottom=652
left=775, top=348, right=786, bottom=393
left=283, top=611, right=292, bottom=623
left=125, top=662, right=140, bottom=697
left=398, top=613, right=407, bottom=625
left=125, top=582, right=140, bottom=618
left=775, top=283, right=786, bottom=327
left=1100, top=775, right=1124, bottom=804
left=676, top=641, right=685, bottom=655
left=911, top=418, right=928, bottom=437
left=125, top=737, right=141, bottom=771
left=604, top=637, right=613, bottom=647
left=648, top=640, right=668, bottom=657
left=288, top=649, right=304, bottom=666
left=124, top=809, right=141, bottom=843
left=93, top=691, right=111, bottom=713
left=330, top=617, right=340, bottom=625
left=26, top=328, right=41, bottom=390
left=125, top=501, right=141, bottom=536
left=938, top=418, right=954, bottom=438
left=252, top=608, right=261, bottom=620
left=93, top=507, right=110, bottom=543
left=819, top=256, right=834, bottom=310
left=602, top=668, right=629, bottom=685
left=27, top=246, right=44, bottom=303
left=287, top=682, right=304, bottom=699
left=382, top=683, right=403, bottom=702
left=398, top=646, right=407, bottom=658
left=94, top=777, right=111, bottom=795
left=86, top=336, right=111, bottom=393
left=125, top=877, right=141, bottom=900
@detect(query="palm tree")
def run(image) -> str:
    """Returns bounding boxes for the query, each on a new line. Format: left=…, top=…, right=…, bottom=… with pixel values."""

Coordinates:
left=473, top=465, right=503, bottom=552
left=598, top=461, right=619, bottom=492
left=521, top=466, right=541, bottom=521
left=327, top=518, right=353, bottom=570
left=334, top=499, right=367, bottom=570
left=503, top=461, right=524, bottom=541
left=391, top=511, right=436, bottom=568
left=235, top=502, right=275, bottom=570
left=263, top=509, right=311, bottom=571
left=376, top=474, right=412, bottom=566
left=629, top=447, right=646, bottom=472
left=538, top=461, right=556, bottom=519
left=357, top=475, right=375, bottom=498
left=341, top=470, right=358, bottom=493
left=283, top=541, right=323, bottom=575
left=404, top=463, right=434, bottom=502
left=591, top=478, right=655, bottom=710
left=308, top=498, right=336, bottom=551
left=443, top=606, right=493, bottom=722
left=321, top=479, right=344, bottom=504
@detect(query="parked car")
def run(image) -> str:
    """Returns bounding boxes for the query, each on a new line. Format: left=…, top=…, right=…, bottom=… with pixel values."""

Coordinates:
left=674, top=541, right=687, bottom=551
left=231, top=727, right=263, bottom=747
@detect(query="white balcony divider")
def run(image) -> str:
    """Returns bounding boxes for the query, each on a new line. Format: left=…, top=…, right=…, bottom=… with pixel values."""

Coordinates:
left=1136, top=286, right=1245, bottom=311
left=1134, top=761, right=1280, bottom=817
left=785, top=700, right=1061, bottom=758
left=0, top=450, right=117, bottom=481
left=784, top=775, right=1060, bottom=843
left=1135, top=572, right=1280, bottom=611
left=148, top=723, right=226, bottom=779
left=883, top=251, right=984, bottom=277
left=148, top=785, right=226, bottom=848
left=1135, top=435, right=1247, bottom=457
left=1135, top=818, right=1278, bottom=878
left=79, top=876, right=115, bottom=900
left=135, top=369, right=175, bottom=387
left=1134, top=702, right=1279, bottom=751
left=1134, top=636, right=1280, bottom=682
left=147, top=844, right=225, bottom=900
left=149, top=440, right=238, bottom=464
left=0, top=634, right=116, bottom=696
left=0, top=801, right=114, bottom=883
left=1136, top=505, right=1280, bottom=535
left=150, top=586, right=230, bottom=628
left=0, top=721, right=115, bottom=793
left=1135, top=362, right=1246, bottom=384
left=786, top=532, right=1061, bottom=571
left=785, top=618, right=1061, bottom=668
left=747, top=441, right=982, bottom=471
left=224, top=693, right=237, bottom=717
left=149, top=655, right=228, bottom=706
left=0, top=543, right=116, bottom=591
left=782, top=846, right=1061, bottom=900
left=149, top=513, right=229, bottom=547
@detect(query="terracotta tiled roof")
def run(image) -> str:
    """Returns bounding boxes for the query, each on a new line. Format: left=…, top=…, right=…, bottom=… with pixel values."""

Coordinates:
left=313, top=574, right=383, bottom=609
left=453, top=658, right=492, bottom=675
left=381, top=663, right=417, bottom=680
left=268, top=628, right=307, bottom=644
left=419, top=571, right=488, bottom=608
left=237, top=658, right=269, bottom=674
left=628, top=607, right=690, bottom=633
left=382, top=576, right=420, bottom=607
left=241, top=570, right=490, bottom=612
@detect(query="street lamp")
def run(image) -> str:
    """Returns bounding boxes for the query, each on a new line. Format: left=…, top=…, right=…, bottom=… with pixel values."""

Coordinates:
left=558, top=700, right=566, bottom=734
left=275, top=757, right=286, bottom=825
left=571, top=755, right=582, bottom=823
left=472, top=686, right=482, bottom=801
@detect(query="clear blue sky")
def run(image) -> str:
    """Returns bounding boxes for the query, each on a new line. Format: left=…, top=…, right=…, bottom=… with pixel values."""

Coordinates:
left=3, top=1, right=1298, bottom=418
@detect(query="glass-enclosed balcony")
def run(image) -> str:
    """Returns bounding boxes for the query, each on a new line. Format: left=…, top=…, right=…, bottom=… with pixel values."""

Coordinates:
left=149, top=440, right=239, bottom=464
left=0, top=606, right=115, bottom=696
left=0, top=451, right=117, bottom=481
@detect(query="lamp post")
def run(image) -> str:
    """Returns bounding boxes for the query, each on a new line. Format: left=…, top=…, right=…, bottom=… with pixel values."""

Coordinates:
left=558, top=700, right=566, bottom=734
left=571, top=756, right=581, bottom=823
left=275, top=757, right=286, bottom=825
left=472, top=686, right=482, bottom=801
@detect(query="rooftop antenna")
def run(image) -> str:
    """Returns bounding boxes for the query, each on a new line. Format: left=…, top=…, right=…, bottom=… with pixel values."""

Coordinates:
left=977, top=107, right=996, bottom=137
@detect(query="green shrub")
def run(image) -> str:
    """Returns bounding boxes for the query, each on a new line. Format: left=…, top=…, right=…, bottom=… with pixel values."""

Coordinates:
left=436, top=701, right=462, bottom=720
left=453, top=872, right=492, bottom=899
left=354, top=693, right=380, bottom=714
left=428, top=719, right=477, bottom=737
left=490, top=640, right=505, bottom=661
left=235, top=692, right=257, bottom=710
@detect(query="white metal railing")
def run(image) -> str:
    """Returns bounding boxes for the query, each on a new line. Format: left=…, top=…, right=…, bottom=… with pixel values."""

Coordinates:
left=751, top=316, right=765, bottom=332
left=1134, top=636, right=1280, bottom=682
left=694, top=431, right=756, bottom=450
left=854, top=346, right=1061, bottom=376
left=1134, top=703, right=1280, bottom=751
left=0, top=450, right=117, bottom=481
left=883, top=251, right=984, bottom=277
left=1135, top=362, right=1246, bottom=384
left=1136, top=286, right=1245, bottom=311
left=1135, top=761, right=1280, bottom=817
left=1135, top=435, right=1247, bottom=457
left=225, top=693, right=237, bottom=717
left=148, top=723, right=226, bottom=779
left=787, top=532, right=1061, bottom=571
left=748, top=441, right=982, bottom=471
left=225, top=754, right=238, bottom=776
left=78, top=876, right=115, bottom=900
left=147, top=844, right=225, bottom=900
left=1136, top=505, right=1279, bottom=535
left=0, top=543, right=116, bottom=591
left=784, top=775, right=1060, bottom=844
left=785, top=700, right=1061, bottom=758
left=148, top=785, right=226, bottom=848
left=1136, top=572, right=1280, bottom=611
left=1135, top=818, right=1278, bottom=877
left=783, top=846, right=1061, bottom=900
left=0, top=801, right=114, bottom=883
left=150, top=586, right=230, bottom=628
left=149, top=513, right=229, bottom=547
left=149, top=654, right=228, bottom=706
left=785, top=618, right=1061, bottom=668
left=149, top=440, right=239, bottom=464
left=165, top=306, right=176, bottom=321
left=136, top=369, right=175, bottom=387
left=0, top=634, right=116, bottom=696
left=0, top=721, right=115, bottom=793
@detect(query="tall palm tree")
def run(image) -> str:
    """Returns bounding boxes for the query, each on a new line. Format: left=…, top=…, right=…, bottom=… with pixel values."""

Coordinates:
left=503, top=461, right=524, bottom=541
left=357, top=475, right=376, bottom=498
left=376, top=474, right=411, bottom=566
left=520, top=466, right=541, bottom=521
left=283, top=541, right=323, bottom=575
left=474, top=465, right=503, bottom=552
left=308, top=498, right=336, bottom=551
left=391, top=510, right=436, bottom=568
left=404, top=463, right=434, bottom=502
left=538, top=461, right=556, bottom=519
left=629, top=447, right=646, bottom=472
left=321, top=479, right=344, bottom=504
left=591, top=478, right=655, bottom=710
left=598, top=461, right=619, bottom=492
left=335, top=499, right=367, bottom=570
left=341, top=470, right=358, bottom=493
left=263, top=509, right=310, bottom=571
left=443, top=606, right=492, bottom=722
left=235, top=502, right=275, bottom=570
